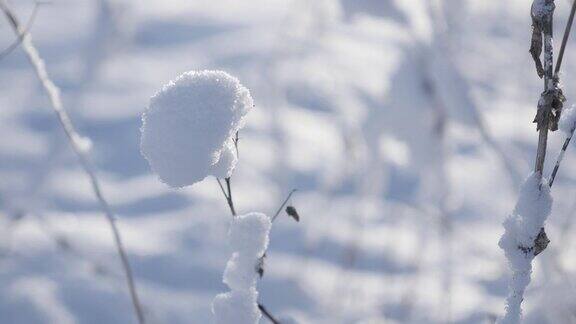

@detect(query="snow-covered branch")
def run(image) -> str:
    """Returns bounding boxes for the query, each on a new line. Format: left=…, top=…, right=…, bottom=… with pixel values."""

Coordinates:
left=498, top=173, right=552, bottom=323
left=498, top=0, right=576, bottom=322
left=141, top=70, right=284, bottom=323
left=212, top=213, right=271, bottom=324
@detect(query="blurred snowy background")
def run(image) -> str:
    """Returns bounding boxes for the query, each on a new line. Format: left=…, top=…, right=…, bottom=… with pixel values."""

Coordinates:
left=2, top=0, right=576, bottom=323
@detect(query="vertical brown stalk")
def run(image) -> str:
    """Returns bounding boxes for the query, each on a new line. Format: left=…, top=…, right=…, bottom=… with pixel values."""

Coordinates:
left=533, top=0, right=556, bottom=177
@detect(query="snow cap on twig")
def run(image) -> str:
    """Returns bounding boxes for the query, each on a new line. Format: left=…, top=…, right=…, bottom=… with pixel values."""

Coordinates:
left=141, top=70, right=254, bottom=188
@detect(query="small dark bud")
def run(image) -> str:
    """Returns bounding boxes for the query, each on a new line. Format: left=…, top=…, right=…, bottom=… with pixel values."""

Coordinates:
left=285, top=206, right=299, bottom=222
left=533, top=227, right=550, bottom=256
left=256, top=254, right=265, bottom=278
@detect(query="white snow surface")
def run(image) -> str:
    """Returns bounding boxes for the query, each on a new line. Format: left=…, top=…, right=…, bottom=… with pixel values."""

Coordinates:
left=213, top=213, right=271, bottom=324
left=498, top=173, right=553, bottom=324
left=141, top=70, right=253, bottom=188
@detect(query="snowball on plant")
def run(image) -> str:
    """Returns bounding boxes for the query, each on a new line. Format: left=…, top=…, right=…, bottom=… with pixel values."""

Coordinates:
left=141, top=70, right=254, bottom=188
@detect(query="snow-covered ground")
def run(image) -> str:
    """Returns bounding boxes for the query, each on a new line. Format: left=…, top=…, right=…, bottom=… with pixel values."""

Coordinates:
left=2, top=0, right=576, bottom=323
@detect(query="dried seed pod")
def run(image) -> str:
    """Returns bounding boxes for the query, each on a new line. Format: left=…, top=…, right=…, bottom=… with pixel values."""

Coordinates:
left=285, top=206, right=300, bottom=222
left=534, top=86, right=565, bottom=131
left=533, top=227, right=550, bottom=256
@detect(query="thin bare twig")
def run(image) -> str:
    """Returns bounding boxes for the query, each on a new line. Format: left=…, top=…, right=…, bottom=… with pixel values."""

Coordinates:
left=0, top=2, right=145, bottom=323
left=555, top=0, right=576, bottom=76
left=533, top=0, right=557, bottom=176
left=0, top=1, right=40, bottom=61
left=258, top=303, right=280, bottom=324
left=225, top=177, right=236, bottom=216
left=216, top=178, right=229, bottom=199
left=271, top=189, right=297, bottom=222
left=216, top=177, right=237, bottom=216
left=549, top=123, right=575, bottom=187
left=548, top=0, right=576, bottom=187
left=233, top=131, right=239, bottom=158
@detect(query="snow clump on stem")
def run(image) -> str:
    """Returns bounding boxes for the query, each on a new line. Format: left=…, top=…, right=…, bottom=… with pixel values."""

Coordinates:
left=212, top=212, right=271, bottom=324
left=141, top=70, right=253, bottom=188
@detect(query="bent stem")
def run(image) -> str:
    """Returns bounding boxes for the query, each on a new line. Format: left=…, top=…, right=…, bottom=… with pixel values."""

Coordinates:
left=272, top=189, right=297, bottom=222
left=0, top=2, right=145, bottom=323
left=258, top=304, right=280, bottom=324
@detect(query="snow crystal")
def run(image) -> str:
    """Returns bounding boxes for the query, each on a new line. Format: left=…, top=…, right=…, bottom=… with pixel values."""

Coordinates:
left=559, top=105, right=576, bottom=136
left=212, top=213, right=271, bottom=324
left=140, top=70, right=254, bottom=188
left=498, top=173, right=553, bottom=324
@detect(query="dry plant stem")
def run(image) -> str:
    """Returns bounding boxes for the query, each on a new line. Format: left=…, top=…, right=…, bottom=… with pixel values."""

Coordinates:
left=549, top=124, right=575, bottom=187
left=271, top=189, right=297, bottom=222
left=548, top=0, right=576, bottom=187
left=555, top=0, right=576, bottom=76
left=216, top=178, right=236, bottom=216
left=0, top=2, right=145, bottom=323
left=225, top=177, right=236, bottom=216
left=0, top=1, right=40, bottom=61
left=258, top=304, right=280, bottom=324
left=535, top=2, right=555, bottom=176
left=536, top=130, right=549, bottom=175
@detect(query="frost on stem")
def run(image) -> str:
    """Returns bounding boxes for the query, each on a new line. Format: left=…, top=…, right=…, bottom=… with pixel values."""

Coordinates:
left=212, top=213, right=271, bottom=324
left=549, top=105, right=576, bottom=186
left=498, top=173, right=553, bottom=324
left=140, top=70, right=254, bottom=188
left=559, top=105, right=576, bottom=136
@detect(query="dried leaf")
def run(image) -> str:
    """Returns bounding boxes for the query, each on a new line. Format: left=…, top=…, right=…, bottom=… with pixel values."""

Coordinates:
left=533, top=227, right=550, bottom=256
left=285, top=206, right=299, bottom=222
left=530, top=20, right=544, bottom=78
left=534, top=86, right=565, bottom=131
left=256, top=254, right=265, bottom=278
